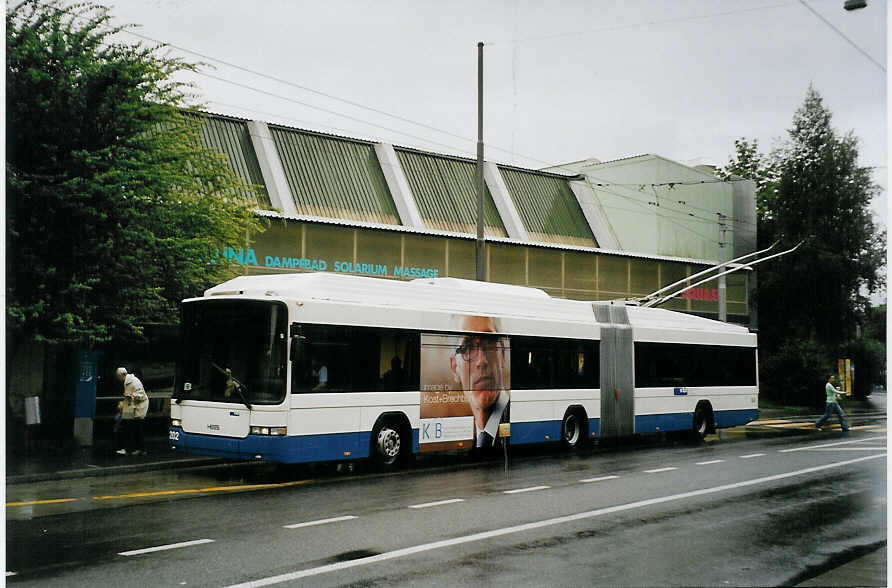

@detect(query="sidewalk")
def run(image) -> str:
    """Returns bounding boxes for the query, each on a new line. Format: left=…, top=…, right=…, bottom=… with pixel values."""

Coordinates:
left=6, top=435, right=223, bottom=485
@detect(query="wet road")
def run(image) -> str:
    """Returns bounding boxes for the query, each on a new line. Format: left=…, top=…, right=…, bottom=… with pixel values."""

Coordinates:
left=7, top=426, right=887, bottom=587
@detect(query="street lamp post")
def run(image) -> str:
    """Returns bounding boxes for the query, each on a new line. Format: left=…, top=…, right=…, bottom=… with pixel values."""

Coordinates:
left=475, top=41, right=486, bottom=282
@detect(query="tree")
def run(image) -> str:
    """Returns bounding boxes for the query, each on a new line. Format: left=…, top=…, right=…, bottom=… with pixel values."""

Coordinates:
left=717, top=138, right=778, bottom=226
left=6, top=0, right=265, bottom=350
left=719, top=86, right=886, bottom=403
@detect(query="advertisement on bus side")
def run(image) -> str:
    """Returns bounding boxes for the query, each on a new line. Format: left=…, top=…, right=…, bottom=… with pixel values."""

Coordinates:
left=420, top=315, right=510, bottom=452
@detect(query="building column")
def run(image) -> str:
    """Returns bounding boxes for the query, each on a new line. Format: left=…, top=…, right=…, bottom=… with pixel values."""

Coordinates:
left=569, top=181, right=620, bottom=250
left=374, top=143, right=425, bottom=229
left=247, top=120, right=299, bottom=217
left=483, top=162, right=529, bottom=241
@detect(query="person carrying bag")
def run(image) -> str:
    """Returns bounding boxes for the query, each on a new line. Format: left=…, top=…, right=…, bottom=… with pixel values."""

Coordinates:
left=116, top=367, right=149, bottom=455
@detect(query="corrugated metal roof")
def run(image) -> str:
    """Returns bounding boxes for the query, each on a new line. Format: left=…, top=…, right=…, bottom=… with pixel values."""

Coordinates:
left=499, top=167, right=596, bottom=247
left=395, top=148, right=506, bottom=237
left=187, top=112, right=271, bottom=207
left=269, top=125, right=400, bottom=225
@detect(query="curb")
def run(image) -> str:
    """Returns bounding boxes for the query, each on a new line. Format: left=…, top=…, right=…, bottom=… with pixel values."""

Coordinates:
left=7, top=455, right=227, bottom=485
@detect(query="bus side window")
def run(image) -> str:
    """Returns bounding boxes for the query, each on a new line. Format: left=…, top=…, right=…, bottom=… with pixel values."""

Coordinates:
left=292, top=326, right=420, bottom=393
left=378, top=331, right=419, bottom=391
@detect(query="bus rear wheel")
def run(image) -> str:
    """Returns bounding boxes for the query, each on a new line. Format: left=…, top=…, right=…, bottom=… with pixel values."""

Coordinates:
left=692, top=404, right=712, bottom=442
left=561, top=409, right=588, bottom=451
left=371, top=420, right=407, bottom=470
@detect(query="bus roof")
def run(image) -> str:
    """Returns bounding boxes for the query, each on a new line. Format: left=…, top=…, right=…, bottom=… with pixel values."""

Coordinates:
left=198, top=272, right=753, bottom=342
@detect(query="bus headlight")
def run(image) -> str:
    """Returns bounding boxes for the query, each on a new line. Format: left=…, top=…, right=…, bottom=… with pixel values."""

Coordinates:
left=250, top=426, right=287, bottom=436
left=171, top=419, right=182, bottom=428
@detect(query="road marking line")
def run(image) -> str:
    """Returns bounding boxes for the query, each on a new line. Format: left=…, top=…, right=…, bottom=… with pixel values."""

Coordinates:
left=808, top=447, right=886, bottom=451
left=6, top=572, right=17, bottom=577
left=503, top=485, right=550, bottom=495
left=223, top=453, right=885, bottom=588
left=6, top=498, right=77, bottom=507
left=284, top=515, right=357, bottom=529
left=580, top=475, right=620, bottom=483
left=740, top=453, right=765, bottom=459
left=644, top=467, right=677, bottom=473
left=780, top=436, right=885, bottom=453
left=119, top=539, right=214, bottom=557
left=409, top=499, right=465, bottom=509
left=696, top=460, right=725, bottom=465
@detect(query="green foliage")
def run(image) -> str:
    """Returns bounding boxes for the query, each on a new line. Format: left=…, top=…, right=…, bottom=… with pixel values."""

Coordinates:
left=758, top=337, right=832, bottom=408
left=7, top=0, right=265, bottom=346
left=716, top=138, right=778, bottom=225
left=719, top=86, right=886, bottom=404
left=846, top=304, right=887, bottom=399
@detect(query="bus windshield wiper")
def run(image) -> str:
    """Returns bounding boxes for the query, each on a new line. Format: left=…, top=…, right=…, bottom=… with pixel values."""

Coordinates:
left=210, top=362, right=252, bottom=410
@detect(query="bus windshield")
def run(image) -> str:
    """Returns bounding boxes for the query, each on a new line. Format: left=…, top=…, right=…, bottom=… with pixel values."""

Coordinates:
left=178, top=299, right=287, bottom=405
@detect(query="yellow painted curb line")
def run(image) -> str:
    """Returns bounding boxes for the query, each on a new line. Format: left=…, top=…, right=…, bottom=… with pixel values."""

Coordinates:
left=93, top=479, right=311, bottom=501
left=6, top=498, right=77, bottom=507
left=8, top=479, right=312, bottom=507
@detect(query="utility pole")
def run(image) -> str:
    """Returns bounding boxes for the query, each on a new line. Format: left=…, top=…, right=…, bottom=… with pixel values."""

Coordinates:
left=717, top=213, right=728, bottom=322
left=475, top=41, right=486, bottom=281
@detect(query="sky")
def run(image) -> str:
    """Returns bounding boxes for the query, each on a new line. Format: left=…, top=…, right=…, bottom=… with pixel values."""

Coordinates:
left=101, top=0, right=887, bottom=226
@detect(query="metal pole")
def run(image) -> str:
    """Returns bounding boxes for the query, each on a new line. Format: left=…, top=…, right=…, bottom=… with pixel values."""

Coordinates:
left=475, top=41, right=486, bottom=282
left=718, top=213, right=727, bottom=322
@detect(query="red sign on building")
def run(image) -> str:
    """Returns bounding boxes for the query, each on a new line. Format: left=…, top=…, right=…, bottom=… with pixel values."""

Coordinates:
left=680, top=288, right=719, bottom=302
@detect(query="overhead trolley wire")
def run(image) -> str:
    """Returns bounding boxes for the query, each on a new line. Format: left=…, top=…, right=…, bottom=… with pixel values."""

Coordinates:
left=798, top=0, right=885, bottom=73
left=196, top=71, right=475, bottom=157
left=486, top=1, right=797, bottom=45
left=205, top=100, right=370, bottom=141
left=121, top=29, right=484, bottom=147
left=583, top=182, right=725, bottom=246
left=116, top=26, right=760, bottom=213
left=584, top=173, right=758, bottom=228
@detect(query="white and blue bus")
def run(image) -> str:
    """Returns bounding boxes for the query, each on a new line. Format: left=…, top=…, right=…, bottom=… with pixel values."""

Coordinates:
left=169, top=272, right=758, bottom=467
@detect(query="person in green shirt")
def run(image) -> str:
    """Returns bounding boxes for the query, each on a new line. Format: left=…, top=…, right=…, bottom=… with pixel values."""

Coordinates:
left=815, top=374, right=850, bottom=432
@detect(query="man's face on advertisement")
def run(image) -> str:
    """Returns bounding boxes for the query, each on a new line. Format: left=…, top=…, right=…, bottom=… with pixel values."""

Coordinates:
left=450, top=316, right=504, bottom=414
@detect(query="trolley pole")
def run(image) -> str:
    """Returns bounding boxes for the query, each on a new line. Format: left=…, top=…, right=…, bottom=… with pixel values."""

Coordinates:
left=475, top=41, right=486, bottom=282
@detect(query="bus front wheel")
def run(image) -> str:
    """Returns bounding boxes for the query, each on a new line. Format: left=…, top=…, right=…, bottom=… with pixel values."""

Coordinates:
left=371, top=420, right=407, bottom=470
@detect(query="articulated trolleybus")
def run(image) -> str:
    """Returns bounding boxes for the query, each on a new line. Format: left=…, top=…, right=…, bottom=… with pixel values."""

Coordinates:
left=169, top=272, right=758, bottom=467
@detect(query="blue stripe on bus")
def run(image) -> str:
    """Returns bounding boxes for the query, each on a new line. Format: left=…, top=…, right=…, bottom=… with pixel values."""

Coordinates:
left=171, top=429, right=369, bottom=464
left=509, top=421, right=560, bottom=444
left=635, top=413, right=692, bottom=433
left=171, top=409, right=758, bottom=462
left=714, top=408, right=760, bottom=428
left=172, top=427, right=423, bottom=464
left=508, top=418, right=602, bottom=445
left=635, top=408, right=760, bottom=434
